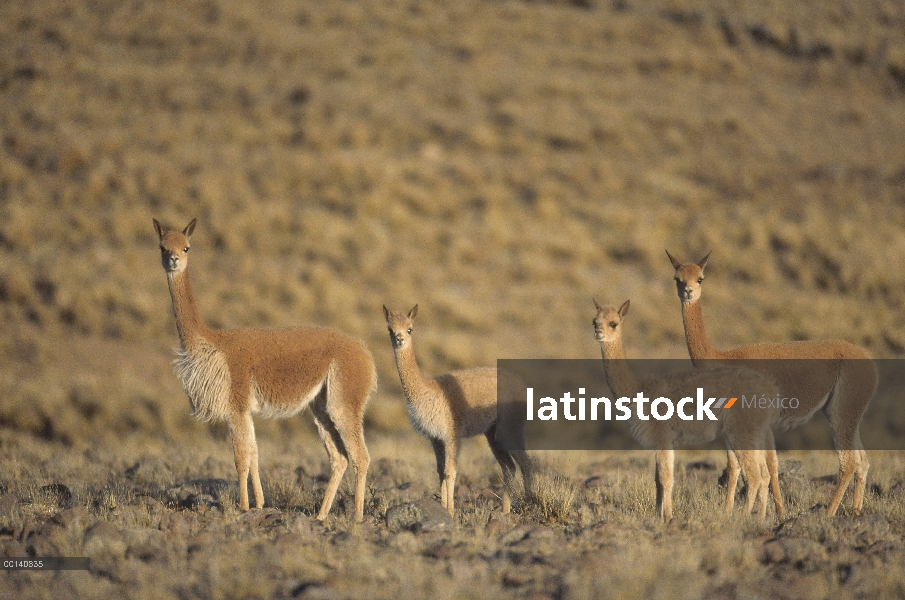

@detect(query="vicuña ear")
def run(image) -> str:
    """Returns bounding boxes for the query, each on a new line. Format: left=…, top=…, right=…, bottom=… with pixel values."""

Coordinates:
left=618, top=299, right=631, bottom=318
left=408, top=304, right=418, bottom=319
left=183, top=218, right=197, bottom=238
left=697, top=251, right=711, bottom=271
left=153, top=218, right=164, bottom=240
left=665, top=249, right=682, bottom=270
left=593, top=297, right=604, bottom=312
left=382, top=305, right=391, bottom=321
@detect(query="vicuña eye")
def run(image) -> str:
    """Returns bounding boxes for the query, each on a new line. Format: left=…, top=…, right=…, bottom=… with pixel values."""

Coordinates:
left=407, top=328, right=412, bottom=334
left=609, top=322, right=618, bottom=329
left=184, top=247, right=190, bottom=252
left=697, top=278, right=703, bottom=283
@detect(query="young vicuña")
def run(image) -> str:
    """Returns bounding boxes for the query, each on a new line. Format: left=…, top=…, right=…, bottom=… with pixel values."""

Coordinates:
left=383, top=304, right=534, bottom=516
left=593, top=299, right=784, bottom=522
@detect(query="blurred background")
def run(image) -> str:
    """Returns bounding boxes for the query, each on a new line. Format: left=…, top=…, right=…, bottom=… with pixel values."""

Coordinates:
left=1, top=0, right=904, bottom=448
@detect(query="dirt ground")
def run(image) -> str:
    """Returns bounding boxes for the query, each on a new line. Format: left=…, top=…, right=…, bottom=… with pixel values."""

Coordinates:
left=2, top=0, right=905, bottom=598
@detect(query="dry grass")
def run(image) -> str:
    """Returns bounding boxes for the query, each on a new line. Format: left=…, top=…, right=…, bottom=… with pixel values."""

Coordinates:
left=2, top=0, right=905, bottom=596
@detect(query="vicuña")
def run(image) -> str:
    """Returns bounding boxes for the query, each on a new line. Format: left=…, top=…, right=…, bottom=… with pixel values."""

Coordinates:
left=593, top=299, right=784, bottom=522
left=384, top=304, right=533, bottom=516
left=154, top=218, right=375, bottom=521
left=667, top=250, right=877, bottom=517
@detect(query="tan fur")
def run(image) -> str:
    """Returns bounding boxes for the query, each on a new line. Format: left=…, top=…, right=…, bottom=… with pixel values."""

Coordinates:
left=154, top=218, right=376, bottom=521
left=593, top=299, right=784, bottom=523
left=667, top=250, right=878, bottom=516
left=383, top=304, right=534, bottom=516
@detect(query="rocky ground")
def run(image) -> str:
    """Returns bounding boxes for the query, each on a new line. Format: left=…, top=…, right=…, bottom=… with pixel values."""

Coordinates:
left=4, top=431, right=905, bottom=599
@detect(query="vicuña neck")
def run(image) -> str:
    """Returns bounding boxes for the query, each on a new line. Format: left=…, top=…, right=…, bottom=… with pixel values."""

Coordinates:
left=166, top=269, right=211, bottom=348
left=681, top=300, right=723, bottom=362
left=392, top=342, right=433, bottom=403
left=598, top=337, right=642, bottom=399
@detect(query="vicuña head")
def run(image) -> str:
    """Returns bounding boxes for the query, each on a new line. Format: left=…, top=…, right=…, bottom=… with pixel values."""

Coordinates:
left=665, top=250, right=878, bottom=517
left=153, top=217, right=376, bottom=522
left=592, top=299, right=629, bottom=344
left=385, top=303, right=416, bottom=351
left=666, top=249, right=709, bottom=304
left=155, top=218, right=195, bottom=274
left=383, top=303, right=533, bottom=516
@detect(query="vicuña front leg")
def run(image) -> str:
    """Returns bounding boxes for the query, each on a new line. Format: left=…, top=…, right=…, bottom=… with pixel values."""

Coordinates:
left=655, top=449, right=675, bottom=522
left=724, top=449, right=741, bottom=516
left=431, top=438, right=448, bottom=510
left=230, top=412, right=261, bottom=511
left=443, top=439, right=459, bottom=516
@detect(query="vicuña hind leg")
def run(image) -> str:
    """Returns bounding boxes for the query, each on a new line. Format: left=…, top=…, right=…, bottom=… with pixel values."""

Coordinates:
left=485, top=425, right=517, bottom=514
left=511, top=448, right=535, bottom=500
left=737, top=450, right=768, bottom=522
left=827, top=421, right=861, bottom=517
left=332, top=415, right=370, bottom=522
left=248, top=420, right=264, bottom=509
left=827, top=448, right=857, bottom=517
left=853, top=443, right=869, bottom=514
left=765, top=432, right=785, bottom=520
left=826, top=363, right=875, bottom=516
left=310, top=398, right=348, bottom=521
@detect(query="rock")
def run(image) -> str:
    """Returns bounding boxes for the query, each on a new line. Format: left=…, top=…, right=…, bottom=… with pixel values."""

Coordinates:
left=164, top=479, right=230, bottom=510
left=0, top=494, right=18, bottom=520
left=762, top=537, right=827, bottom=571
left=125, top=457, right=174, bottom=488
left=84, top=522, right=127, bottom=556
left=49, top=505, right=91, bottom=529
left=685, top=460, right=717, bottom=472
left=485, top=512, right=515, bottom=536
left=780, top=460, right=804, bottom=476
left=187, top=531, right=218, bottom=555
left=159, top=512, right=196, bottom=538
left=273, top=532, right=309, bottom=553
left=237, top=507, right=282, bottom=528
left=387, top=530, right=420, bottom=553
left=130, top=495, right=166, bottom=515
left=385, top=499, right=454, bottom=533
left=499, top=526, right=531, bottom=546
left=123, top=527, right=168, bottom=563
left=1, top=539, right=27, bottom=558
left=583, top=475, right=608, bottom=489
left=286, top=512, right=313, bottom=535
left=371, top=481, right=431, bottom=509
